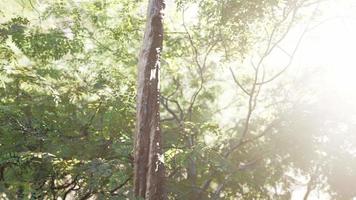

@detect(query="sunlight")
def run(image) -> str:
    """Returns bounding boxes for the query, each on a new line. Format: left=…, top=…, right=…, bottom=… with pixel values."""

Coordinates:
left=288, top=1, right=356, bottom=199
left=296, top=0, right=356, bottom=100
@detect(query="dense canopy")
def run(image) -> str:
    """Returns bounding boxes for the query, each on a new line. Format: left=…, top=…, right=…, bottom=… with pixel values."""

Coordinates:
left=1, top=0, right=356, bottom=199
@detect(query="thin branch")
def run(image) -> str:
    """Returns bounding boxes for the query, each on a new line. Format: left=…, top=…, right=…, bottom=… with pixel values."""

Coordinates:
left=110, top=174, right=133, bottom=195
left=257, top=3, right=320, bottom=85
left=229, top=67, right=250, bottom=96
left=29, top=0, right=42, bottom=24
left=226, top=1, right=316, bottom=158
left=182, top=7, right=218, bottom=120
left=161, top=96, right=181, bottom=124
left=63, top=178, right=79, bottom=200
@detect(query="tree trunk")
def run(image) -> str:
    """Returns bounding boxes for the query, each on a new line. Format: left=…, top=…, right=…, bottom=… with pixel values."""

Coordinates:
left=303, top=177, right=314, bottom=200
left=133, top=0, right=165, bottom=199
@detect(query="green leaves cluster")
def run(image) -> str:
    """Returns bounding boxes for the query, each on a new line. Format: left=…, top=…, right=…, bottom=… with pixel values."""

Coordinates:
left=0, top=0, right=141, bottom=199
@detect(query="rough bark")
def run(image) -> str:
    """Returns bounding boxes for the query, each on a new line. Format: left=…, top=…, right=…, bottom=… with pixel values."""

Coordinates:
left=133, top=0, right=165, bottom=199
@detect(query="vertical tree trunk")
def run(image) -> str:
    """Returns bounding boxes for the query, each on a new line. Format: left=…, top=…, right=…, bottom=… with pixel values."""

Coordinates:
left=303, top=176, right=315, bottom=200
left=134, top=0, right=165, bottom=199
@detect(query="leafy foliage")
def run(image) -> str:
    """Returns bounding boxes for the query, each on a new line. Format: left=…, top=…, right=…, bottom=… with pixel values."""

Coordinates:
left=0, top=0, right=355, bottom=199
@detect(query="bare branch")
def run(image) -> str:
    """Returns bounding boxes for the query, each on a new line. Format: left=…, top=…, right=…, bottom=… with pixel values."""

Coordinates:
left=257, top=3, right=320, bottom=85
left=110, top=174, right=133, bottom=195
left=161, top=96, right=182, bottom=123
left=229, top=67, right=250, bottom=96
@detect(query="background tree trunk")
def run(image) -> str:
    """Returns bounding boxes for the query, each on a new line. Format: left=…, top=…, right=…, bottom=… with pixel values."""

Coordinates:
left=133, top=0, right=165, bottom=199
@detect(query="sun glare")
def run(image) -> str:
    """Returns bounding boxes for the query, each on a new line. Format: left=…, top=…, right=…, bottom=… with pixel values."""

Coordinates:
left=296, top=0, right=356, bottom=99
left=288, top=1, right=356, bottom=199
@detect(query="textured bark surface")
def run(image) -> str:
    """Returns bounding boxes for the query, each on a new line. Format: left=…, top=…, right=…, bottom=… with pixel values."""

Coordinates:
left=134, top=0, right=165, bottom=199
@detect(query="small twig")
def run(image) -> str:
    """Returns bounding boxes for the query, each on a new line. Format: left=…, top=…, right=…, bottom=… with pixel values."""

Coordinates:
left=110, top=174, right=133, bottom=195
left=229, top=67, right=250, bottom=96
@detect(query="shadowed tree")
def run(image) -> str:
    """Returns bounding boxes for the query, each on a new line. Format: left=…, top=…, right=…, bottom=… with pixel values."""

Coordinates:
left=134, top=0, right=166, bottom=199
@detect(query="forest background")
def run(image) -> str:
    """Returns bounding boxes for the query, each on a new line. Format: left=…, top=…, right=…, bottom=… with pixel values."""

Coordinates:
left=1, top=0, right=356, bottom=199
